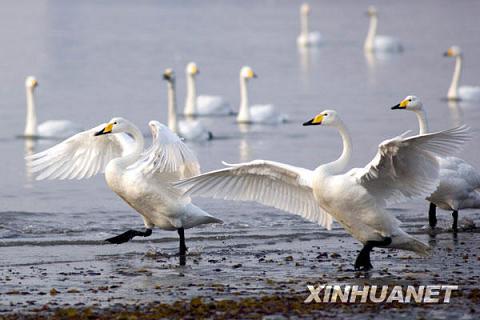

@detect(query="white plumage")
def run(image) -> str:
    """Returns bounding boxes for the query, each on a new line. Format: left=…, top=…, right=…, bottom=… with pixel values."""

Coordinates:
left=364, top=6, right=403, bottom=53
left=444, top=46, right=480, bottom=101
left=297, top=3, right=324, bottom=47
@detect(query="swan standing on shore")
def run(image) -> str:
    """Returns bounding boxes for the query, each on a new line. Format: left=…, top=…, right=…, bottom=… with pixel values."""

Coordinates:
left=184, top=62, right=233, bottom=116
left=444, top=46, right=480, bottom=101
left=163, top=69, right=213, bottom=141
left=23, top=76, right=81, bottom=139
left=237, top=66, right=287, bottom=124
left=364, top=6, right=403, bottom=53
left=28, top=118, right=221, bottom=265
left=176, top=110, right=469, bottom=270
left=392, top=96, right=479, bottom=231
left=297, top=3, right=323, bottom=47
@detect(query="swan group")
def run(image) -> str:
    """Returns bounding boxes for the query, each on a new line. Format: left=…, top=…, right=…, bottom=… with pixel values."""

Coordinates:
left=444, top=46, right=480, bottom=101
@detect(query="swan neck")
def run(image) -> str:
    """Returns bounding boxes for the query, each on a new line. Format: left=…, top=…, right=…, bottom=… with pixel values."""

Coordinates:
left=167, top=80, right=178, bottom=134
left=185, top=73, right=197, bottom=115
left=237, top=77, right=250, bottom=122
left=364, top=15, right=377, bottom=51
left=413, top=109, right=429, bottom=135
left=321, top=121, right=352, bottom=174
left=25, top=86, right=37, bottom=136
left=300, top=12, right=309, bottom=36
left=448, top=55, right=462, bottom=99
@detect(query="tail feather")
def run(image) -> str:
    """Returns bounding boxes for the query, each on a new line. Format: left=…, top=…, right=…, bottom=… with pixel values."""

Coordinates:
left=391, top=234, right=431, bottom=256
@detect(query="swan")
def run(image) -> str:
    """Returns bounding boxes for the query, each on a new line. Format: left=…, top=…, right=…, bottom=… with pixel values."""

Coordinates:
left=364, top=6, right=403, bottom=53
left=176, top=110, right=469, bottom=270
left=392, top=95, right=479, bottom=231
left=237, top=66, right=288, bottom=124
left=163, top=68, right=213, bottom=141
left=27, top=118, right=221, bottom=265
left=297, top=3, right=323, bottom=47
left=184, top=62, right=233, bottom=116
left=444, top=46, right=480, bottom=101
left=23, top=76, right=82, bottom=139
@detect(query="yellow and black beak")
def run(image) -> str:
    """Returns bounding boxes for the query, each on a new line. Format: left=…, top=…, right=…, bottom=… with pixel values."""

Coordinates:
left=303, top=114, right=323, bottom=126
left=94, top=123, right=114, bottom=136
left=391, top=99, right=408, bottom=110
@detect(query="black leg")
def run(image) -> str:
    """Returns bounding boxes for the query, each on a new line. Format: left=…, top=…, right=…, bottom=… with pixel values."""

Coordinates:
left=429, top=203, right=437, bottom=228
left=452, top=210, right=458, bottom=232
left=178, top=228, right=187, bottom=266
left=354, top=237, right=392, bottom=271
left=105, top=228, right=152, bottom=244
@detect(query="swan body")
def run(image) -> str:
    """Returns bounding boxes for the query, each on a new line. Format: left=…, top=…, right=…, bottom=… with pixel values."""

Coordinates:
left=392, top=96, right=479, bottom=230
left=163, top=69, right=213, bottom=141
left=364, top=6, right=403, bottom=53
left=176, top=110, right=469, bottom=270
left=24, top=76, right=82, bottom=139
left=236, top=66, right=288, bottom=124
left=297, top=3, right=323, bottom=47
left=28, top=118, right=220, bottom=264
left=444, top=46, right=480, bottom=101
left=184, top=62, right=233, bottom=116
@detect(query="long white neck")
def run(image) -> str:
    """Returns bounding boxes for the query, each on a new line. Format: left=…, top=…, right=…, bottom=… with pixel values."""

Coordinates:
left=448, top=55, right=463, bottom=100
left=318, top=120, right=352, bottom=174
left=236, top=76, right=251, bottom=123
left=114, top=124, right=145, bottom=169
left=25, top=86, right=37, bottom=136
left=364, top=15, right=377, bottom=52
left=300, top=12, right=309, bottom=37
left=184, top=73, right=197, bottom=116
left=167, top=80, right=178, bottom=134
left=413, top=109, right=429, bottom=135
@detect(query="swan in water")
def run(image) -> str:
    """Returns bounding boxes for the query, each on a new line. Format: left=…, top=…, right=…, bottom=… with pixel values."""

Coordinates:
left=184, top=62, right=233, bottom=116
left=364, top=6, right=403, bottom=53
left=163, top=68, right=213, bottom=141
left=444, top=46, right=480, bottom=101
left=392, top=96, right=478, bottom=232
left=237, top=66, right=288, bottom=124
left=23, top=76, right=82, bottom=139
left=28, top=118, right=221, bottom=265
left=297, top=3, right=323, bottom=47
left=176, top=110, right=469, bottom=270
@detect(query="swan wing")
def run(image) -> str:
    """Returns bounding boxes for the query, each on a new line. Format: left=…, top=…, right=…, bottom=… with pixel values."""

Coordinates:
left=352, top=125, right=471, bottom=206
left=27, top=124, right=131, bottom=180
left=175, top=160, right=333, bottom=230
left=129, top=122, right=200, bottom=179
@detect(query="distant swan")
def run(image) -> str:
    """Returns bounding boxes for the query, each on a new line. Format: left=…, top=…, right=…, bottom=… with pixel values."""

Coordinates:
left=23, top=76, right=81, bottom=139
left=236, top=66, right=288, bottom=124
left=163, top=69, right=213, bottom=141
left=364, top=6, right=403, bottom=53
left=392, top=95, right=479, bottom=231
left=444, top=46, right=480, bottom=101
left=297, top=3, right=323, bottom=47
left=184, top=62, right=233, bottom=116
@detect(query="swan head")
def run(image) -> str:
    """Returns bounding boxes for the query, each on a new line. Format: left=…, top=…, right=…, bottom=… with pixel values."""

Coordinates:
left=25, top=76, right=38, bottom=89
left=391, top=95, right=423, bottom=111
left=300, top=3, right=311, bottom=15
left=240, top=66, right=257, bottom=80
left=186, top=62, right=199, bottom=76
left=444, top=46, right=462, bottom=57
left=303, top=110, right=338, bottom=126
left=94, top=117, right=130, bottom=136
left=366, top=6, right=377, bottom=17
left=163, top=68, right=175, bottom=82
left=148, top=120, right=168, bottom=139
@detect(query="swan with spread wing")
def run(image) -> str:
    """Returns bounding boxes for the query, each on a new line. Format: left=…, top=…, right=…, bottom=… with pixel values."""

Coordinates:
left=27, top=118, right=221, bottom=265
left=176, top=110, right=469, bottom=270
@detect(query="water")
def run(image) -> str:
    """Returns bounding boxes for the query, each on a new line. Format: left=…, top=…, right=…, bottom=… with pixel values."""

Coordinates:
left=1, top=0, right=480, bottom=314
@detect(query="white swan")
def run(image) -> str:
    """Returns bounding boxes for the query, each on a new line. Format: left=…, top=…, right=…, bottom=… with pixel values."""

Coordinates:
left=444, top=46, right=480, bottom=101
left=364, top=6, right=403, bottom=53
left=392, top=96, right=479, bottom=231
left=27, top=118, right=221, bottom=265
left=163, top=69, right=213, bottom=141
left=237, top=66, right=288, bottom=124
left=297, top=3, right=323, bottom=47
left=184, top=62, right=233, bottom=116
left=176, top=110, right=469, bottom=270
left=23, top=76, right=82, bottom=139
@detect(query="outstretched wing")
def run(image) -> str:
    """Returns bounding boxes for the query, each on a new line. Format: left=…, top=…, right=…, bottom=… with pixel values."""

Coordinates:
left=27, top=124, right=132, bottom=180
left=352, top=125, right=471, bottom=206
left=175, top=160, right=333, bottom=230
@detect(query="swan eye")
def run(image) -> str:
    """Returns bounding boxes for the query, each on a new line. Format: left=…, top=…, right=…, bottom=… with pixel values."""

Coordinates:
left=114, top=122, right=118, bottom=125
left=324, top=113, right=328, bottom=116
left=408, top=99, right=411, bottom=102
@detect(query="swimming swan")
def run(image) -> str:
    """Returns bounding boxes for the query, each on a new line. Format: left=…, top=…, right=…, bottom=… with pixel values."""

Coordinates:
left=163, top=69, right=213, bottom=141
left=444, top=46, right=480, bottom=101
left=27, top=118, right=221, bottom=265
left=392, top=96, right=479, bottom=231
left=364, top=6, right=403, bottom=53
left=176, top=110, right=469, bottom=270
left=184, top=62, right=233, bottom=116
left=237, top=66, right=288, bottom=124
left=297, top=3, right=323, bottom=47
left=23, top=76, right=82, bottom=139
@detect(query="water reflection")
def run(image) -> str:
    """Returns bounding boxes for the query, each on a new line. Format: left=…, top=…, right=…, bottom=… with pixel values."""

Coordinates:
left=447, top=100, right=463, bottom=127
left=24, top=138, right=36, bottom=186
